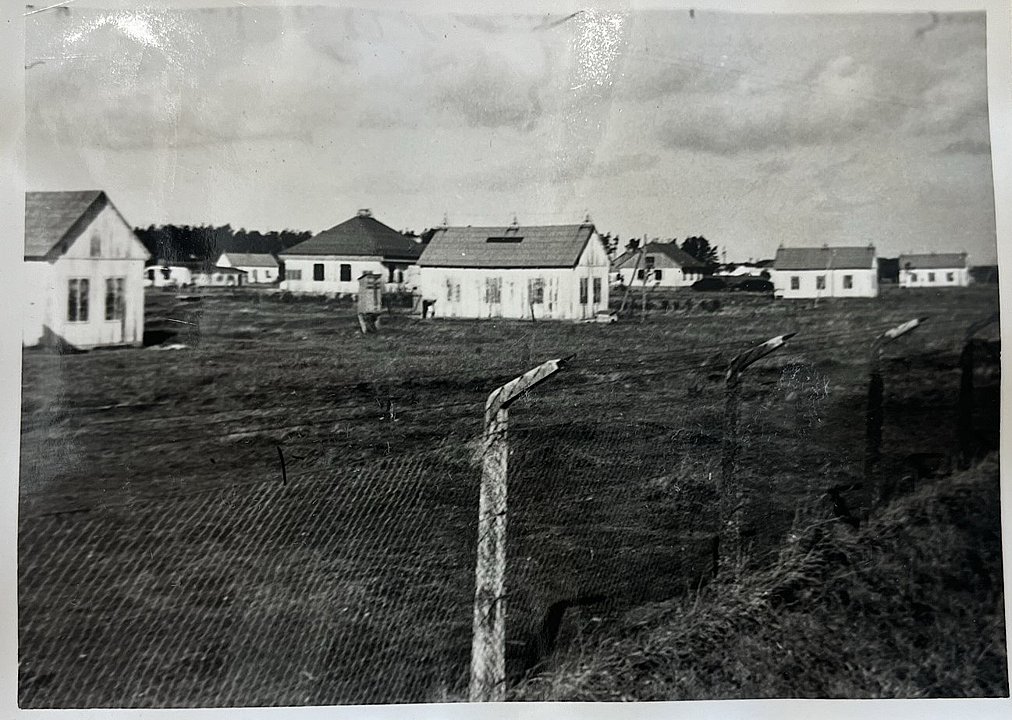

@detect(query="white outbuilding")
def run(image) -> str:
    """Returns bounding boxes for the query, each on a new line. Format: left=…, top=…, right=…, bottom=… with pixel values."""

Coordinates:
left=279, top=209, right=421, bottom=294
left=898, top=253, right=970, bottom=288
left=611, top=242, right=710, bottom=288
left=772, top=245, right=878, bottom=299
left=24, top=190, right=150, bottom=348
left=216, top=252, right=280, bottom=284
left=417, top=222, right=611, bottom=320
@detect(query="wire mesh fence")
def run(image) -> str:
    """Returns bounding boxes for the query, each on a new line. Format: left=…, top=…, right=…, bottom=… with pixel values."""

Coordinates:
left=18, top=294, right=1001, bottom=708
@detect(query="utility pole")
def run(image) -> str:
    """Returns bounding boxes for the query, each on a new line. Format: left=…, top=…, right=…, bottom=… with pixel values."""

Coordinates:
left=469, top=357, right=568, bottom=702
left=718, top=332, right=796, bottom=575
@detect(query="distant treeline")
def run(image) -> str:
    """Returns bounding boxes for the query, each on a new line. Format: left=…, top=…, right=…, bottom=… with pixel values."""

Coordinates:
left=135, top=224, right=312, bottom=264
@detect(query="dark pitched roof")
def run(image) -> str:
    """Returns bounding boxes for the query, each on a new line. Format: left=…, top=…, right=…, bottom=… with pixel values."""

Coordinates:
left=774, top=246, right=876, bottom=270
left=613, top=242, right=709, bottom=269
left=418, top=224, right=597, bottom=268
left=898, top=253, right=968, bottom=269
left=280, top=213, right=421, bottom=261
left=25, top=190, right=107, bottom=258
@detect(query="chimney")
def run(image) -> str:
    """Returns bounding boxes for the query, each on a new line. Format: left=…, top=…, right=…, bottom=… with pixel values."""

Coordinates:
left=357, top=208, right=372, bottom=218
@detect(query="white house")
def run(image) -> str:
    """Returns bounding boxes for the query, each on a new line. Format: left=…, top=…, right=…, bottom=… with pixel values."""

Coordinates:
left=772, top=245, right=878, bottom=299
left=24, top=190, right=150, bottom=348
left=191, top=264, right=247, bottom=287
left=416, top=222, right=610, bottom=320
left=216, top=252, right=279, bottom=284
left=611, top=242, right=710, bottom=288
left=279, top=209, right=421, bottom=294
left=898, top=253, right=970, bottom=288
left=144, top=264, right=193, bottom=288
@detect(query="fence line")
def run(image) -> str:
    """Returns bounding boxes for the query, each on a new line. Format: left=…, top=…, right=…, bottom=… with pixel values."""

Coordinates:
left=18, top=309, right=1000, bottom=707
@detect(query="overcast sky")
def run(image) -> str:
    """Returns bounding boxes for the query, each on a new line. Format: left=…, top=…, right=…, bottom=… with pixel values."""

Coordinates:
left=26, top=6, right=997, bottom=263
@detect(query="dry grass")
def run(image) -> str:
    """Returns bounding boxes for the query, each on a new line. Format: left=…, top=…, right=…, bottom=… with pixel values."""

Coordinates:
left=511, top=456, right=1008, bottom=700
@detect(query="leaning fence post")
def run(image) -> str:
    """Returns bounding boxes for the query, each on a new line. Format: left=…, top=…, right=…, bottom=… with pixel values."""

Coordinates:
left=717, top=332, right=795, bottom=576
left=957, top=312, right=999, bottom=470
left=864, top=317, right=925, bottom=507
left=469, top=357, right=568, bottom=702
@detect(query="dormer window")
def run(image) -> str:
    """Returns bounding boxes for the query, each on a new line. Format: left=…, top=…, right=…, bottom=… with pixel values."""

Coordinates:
left=90, top=233, right=101, bottom=257
left=486, top=236, right=523, bottom=243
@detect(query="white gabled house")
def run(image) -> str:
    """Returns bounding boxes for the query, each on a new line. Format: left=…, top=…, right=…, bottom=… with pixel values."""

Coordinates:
left=611, top=242, right=710, bottom=288
left=772, top=245, right=878, bottom=299
left=24, top=190, right=150, bottom=349
left=216, top=252, right=280, bottom=284
left=279, top=209, right=421, bottom=294
left=898, top=253, right=970, bottom=288
left=416, top=221, right=610, bottom=320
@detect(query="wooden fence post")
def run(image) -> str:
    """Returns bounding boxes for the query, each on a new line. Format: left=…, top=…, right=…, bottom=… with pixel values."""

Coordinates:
left=717, top=332, right=795, bottom=575
left=863, top=318, right=924, bottom=508
left=957, top=312, right=999, bottom=470
left=469, top=357, right=568, bottom=702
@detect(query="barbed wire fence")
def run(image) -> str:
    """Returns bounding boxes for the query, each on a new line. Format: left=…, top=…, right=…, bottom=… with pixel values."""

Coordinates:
left=17, top=305, right=1000, bottom=707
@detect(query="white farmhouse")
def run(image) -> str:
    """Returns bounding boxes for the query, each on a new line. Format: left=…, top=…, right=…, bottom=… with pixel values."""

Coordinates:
left=24, top=191, right=150, bottom=349
left=772, top=245, right=878, bottom=299
left=144, top=264, right=193, bottom=288
left=611, top=242, right=710, bottom=288
left=898, top=253, right=970, bottom=288
left=417, top=222, right=610, bottom=320
left=216, top=252, right=279, bottom=284
left=279, top=209, right=421, bottom=294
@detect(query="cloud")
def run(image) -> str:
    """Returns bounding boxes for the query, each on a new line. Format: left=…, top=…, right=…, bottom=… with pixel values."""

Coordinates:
left=432, top=52, right=546, bottom=132
left=655, top=54, right=889, bottom=155
left=588, top=153, right=659, bottom=177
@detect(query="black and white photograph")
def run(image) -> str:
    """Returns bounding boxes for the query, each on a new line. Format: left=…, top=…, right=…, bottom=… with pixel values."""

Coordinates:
left=9, top=0, right=1010, bottom=712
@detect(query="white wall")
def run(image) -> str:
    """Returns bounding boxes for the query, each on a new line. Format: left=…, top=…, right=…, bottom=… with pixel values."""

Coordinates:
left=418, top=232, right=610, bottom=320
left=34, top=203, right=149, bottom=348
left=280, top=255, right=415, bottom=293
left=899, top=268, right=969, bottom=288
left=772, top=268, right=878, bottom=299
left=144, top=266, right=192, bottom=288
left=240, top=266, right=278, bottom=284
left=23, top=260, right=52, bottom=346
left=612, top=252, right=704, bottom=288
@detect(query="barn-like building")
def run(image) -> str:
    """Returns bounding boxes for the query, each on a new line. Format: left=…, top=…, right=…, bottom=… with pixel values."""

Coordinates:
left=279, top=209, right=421, bottom=294
left=417, top=222, right=610, bottom=320
left=24, top=190, right=150, bottom=349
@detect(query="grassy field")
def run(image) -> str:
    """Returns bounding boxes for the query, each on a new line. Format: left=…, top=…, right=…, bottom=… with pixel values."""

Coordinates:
left=18, top=284, right=1002, bottom=706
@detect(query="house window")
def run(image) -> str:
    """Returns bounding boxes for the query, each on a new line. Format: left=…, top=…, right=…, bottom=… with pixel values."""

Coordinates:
left=287, top=269, right=302, bottom=280
left=89, top=233, right=101, bottom=257
left=314, top=263, right=325, bottom=281
left=637, top=269, right=645, bottom=280
left=104, top=278, right=125, bottom=320
left=654, top=269, right=663, bottom=281
left=910, top=272, right=917, bottom=282
left=454, top=283, right=461, bottom=303
left=340, top=264, right=352, bottom=282
left=593, top=277, right=602, bottom=304
left=579, top=277, right=589, bottom=304
left=790, top=276, right=800, bottom=290
left=843, top=275, right=853, bottom=289
left=947, top=272, right=954, bottom=282
left=529, top=278, right=545, bottom=304
left=928, top=272, right=935, bottom=282
left=485, top=277, right=502, bottom=304
left=645, top=256, right=655, bottom=269
left=816, top=275, right=826, bottom=290
left=68, top=278, right=89, bottom=322
left=447, top=279, right=454, bottom=302
left=397, top=269, right=404, bottom=284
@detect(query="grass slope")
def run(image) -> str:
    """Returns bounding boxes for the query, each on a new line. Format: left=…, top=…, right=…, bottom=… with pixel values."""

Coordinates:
left=512, top=456, right=1008, bottom=700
